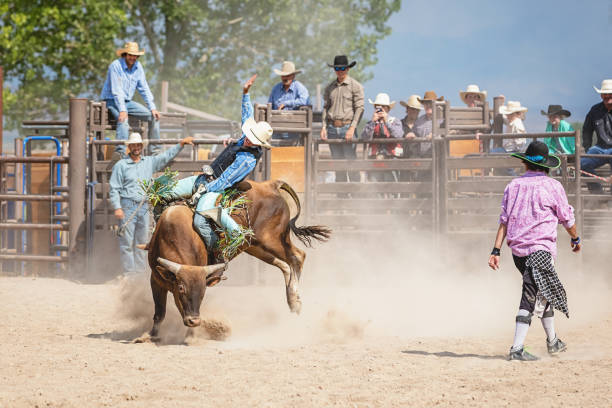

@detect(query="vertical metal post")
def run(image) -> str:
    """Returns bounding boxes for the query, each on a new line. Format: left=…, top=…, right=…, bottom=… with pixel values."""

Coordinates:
left=315, top=84, right=321, bottom=111
left=0, top=66, right=3, bottom=155
left=68, top=98, right=88, bottom=273
left=574, top=129, right=582, bottom=238
left=304, top=108, right=313, bottom=222
left=492, top=96, right=504, bottom=149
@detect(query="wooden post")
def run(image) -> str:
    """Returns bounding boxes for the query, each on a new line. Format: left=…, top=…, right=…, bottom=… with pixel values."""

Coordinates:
left=315, top=84, right=321, bottom=111
left=161, top=81, right=168, bottom=113
left=492, top=96, right=504, bottom=148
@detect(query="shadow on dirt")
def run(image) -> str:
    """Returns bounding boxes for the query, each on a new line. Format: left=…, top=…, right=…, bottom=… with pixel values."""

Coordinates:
left=85, top=331, right=187, bottom=346
left=401, top=349, right=506, bottom=360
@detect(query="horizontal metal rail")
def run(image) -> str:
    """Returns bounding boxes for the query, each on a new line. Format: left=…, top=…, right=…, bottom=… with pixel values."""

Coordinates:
left=0, top=223, right=68, bottom=230
left=0, top=156, right=69, bottom=164
left=91, top=139, right=226, bottom=145
left=0, top=194, right=69, bottom=202
left=0, top=254, right=68, bottom=262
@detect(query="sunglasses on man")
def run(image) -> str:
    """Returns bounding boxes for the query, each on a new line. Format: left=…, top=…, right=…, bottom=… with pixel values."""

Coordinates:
left=334, top=66, right=347, bottom=71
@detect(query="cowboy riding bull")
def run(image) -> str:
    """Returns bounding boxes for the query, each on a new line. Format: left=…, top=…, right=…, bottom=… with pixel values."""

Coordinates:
left=135, top=75, right=330, bottom=342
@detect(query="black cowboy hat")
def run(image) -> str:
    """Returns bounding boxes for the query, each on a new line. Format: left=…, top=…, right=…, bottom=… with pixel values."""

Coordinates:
left=327, top=55, right=356, bottom=69
left=511, top=141, right=560, bottom=169
left=540, top=104, right=571, bottom=117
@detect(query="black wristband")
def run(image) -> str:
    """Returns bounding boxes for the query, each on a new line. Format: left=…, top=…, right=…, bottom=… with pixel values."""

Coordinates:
left=491, top=247, right=501, bottom=256
left=571, top=236, right=581, bottom=245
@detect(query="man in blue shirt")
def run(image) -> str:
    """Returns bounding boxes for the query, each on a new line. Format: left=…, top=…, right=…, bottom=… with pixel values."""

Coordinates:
left=100, top=42, right=161, bottom=159
left=165, top=75, right=273, bottom=251
left=268, top=61, right=310, bottom=145
left=110, top=133, right=194, bottom=276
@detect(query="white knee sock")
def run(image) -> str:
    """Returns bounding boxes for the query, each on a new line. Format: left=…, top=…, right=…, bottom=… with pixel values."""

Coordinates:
left=511, top=309, right=531, bottom=351
left=541, top=316, right=556, bottom=342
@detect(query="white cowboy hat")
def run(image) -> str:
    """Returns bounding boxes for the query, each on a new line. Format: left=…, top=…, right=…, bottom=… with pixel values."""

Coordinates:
left=499, top=101, right=528, bottom=115
left=124, top=132, right=146, bottom=145
left=116, top=42, right=145, bottom=57
left=399, top=94, right=423, bottom=110
left=242, top=118, right=273, bottom=149
left=273, top=61, right=302, bottom=76
left=459, top=84, right=487, bottom=104
left=368, top=93, right=396, bottom=109
left=593, top=79, right=612, bottom=94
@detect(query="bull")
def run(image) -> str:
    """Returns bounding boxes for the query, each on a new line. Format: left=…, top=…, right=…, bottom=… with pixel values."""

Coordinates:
left=136, top=180, right=330, bottom=342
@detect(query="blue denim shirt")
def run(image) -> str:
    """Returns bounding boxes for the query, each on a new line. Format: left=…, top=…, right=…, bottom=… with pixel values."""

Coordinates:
left=109, top=144, right=182, bottom=209
left=267, top=80, right=310, bottom=110
left=205, top=93, right=258, bottom=192
left=100, top=58, right=156, bottom=113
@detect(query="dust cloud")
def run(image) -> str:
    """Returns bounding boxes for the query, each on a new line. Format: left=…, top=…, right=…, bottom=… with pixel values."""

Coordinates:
left=112, top=223, right=612, bottom=349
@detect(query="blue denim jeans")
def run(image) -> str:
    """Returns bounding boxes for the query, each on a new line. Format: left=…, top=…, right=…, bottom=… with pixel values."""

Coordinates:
left=580, top=145, right=612, bottom=192
left=106, top=99, right=160, bottom=155
left=118, top=198, right=150, bottom=274
left=326, top=124, right=359, bottom=182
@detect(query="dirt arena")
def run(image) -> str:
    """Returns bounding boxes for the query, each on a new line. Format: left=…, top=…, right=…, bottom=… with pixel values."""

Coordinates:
left=1, top=235, right=611, bottom=407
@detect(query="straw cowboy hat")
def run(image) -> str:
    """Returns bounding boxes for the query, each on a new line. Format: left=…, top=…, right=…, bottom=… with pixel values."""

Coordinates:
left=242, top=118, right=273, bottom=149
left=116, top=42, right=145, bottom=57
left=125, top=132, right=146, bottom=145
left=541, top=104, right=571, bottom=117
left=459, top=84, right=487, bottom=104
left=400, top=95, right=423, bottom=110
left=274, top=61, right=302, bottom=76
left=593, top=79, right=612, bottom=93
left=511, top=141, right=560, bottom=169
left=368, top=93, right=396, bottom=109
left=327, top=55, right=356, bottom=69
left=499, top=101, right=528, bottom=115
left=418, top=91, right=444, bottom=103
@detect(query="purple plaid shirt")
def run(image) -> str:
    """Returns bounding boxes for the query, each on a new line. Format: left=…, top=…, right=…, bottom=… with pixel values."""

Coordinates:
left=499, top=171, right=575, bottom=257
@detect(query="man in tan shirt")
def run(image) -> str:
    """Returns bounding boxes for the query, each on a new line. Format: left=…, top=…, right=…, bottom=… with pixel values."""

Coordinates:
left=321, top=55, right=364, bottom=182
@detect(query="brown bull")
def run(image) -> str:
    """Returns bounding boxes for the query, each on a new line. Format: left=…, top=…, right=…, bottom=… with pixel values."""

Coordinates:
left=137, top=180, right=330, bottom=342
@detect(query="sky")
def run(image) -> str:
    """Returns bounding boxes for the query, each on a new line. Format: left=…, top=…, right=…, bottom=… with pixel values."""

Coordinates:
left=362, top=0, right=612, bottom=129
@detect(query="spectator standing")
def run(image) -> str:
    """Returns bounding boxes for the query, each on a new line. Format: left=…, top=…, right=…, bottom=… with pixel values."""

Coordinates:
left=541, top=105, right=575, bottom=155
left=321, top=55, right=364, bottom=183
left=414, top=91, right=444, bottom=157
left=361, top=93, right=403, bottom=182
left=100, top=42, right=161, bottom=161
left=580, top=79, right=612, bottom=193
left=109, top=133, right=194, bottom=277
left=460, top=84, right=487, bottom=108
left=400, top=94, right=423, bottom=155
left=495, top=101, right=528, bottom=153
left=268, top=61, right=310, bottom=145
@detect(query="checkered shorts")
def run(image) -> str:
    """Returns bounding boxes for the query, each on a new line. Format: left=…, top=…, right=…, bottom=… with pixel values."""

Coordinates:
left=526, top=250, right=569, bottom=318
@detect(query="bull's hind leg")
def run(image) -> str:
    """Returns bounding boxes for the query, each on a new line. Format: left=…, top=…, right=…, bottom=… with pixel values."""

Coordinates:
left=246, top=245, right=302, bottom=314
left=134, top=277, right=167, bottom=343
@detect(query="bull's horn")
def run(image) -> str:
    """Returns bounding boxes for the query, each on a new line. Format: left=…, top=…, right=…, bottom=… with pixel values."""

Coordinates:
left=157, top=257, right=182, bottom=274
left=199, top=263, right=227, bottom=275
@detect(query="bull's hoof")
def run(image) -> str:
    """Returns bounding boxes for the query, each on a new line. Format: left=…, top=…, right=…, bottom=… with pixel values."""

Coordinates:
left=288, top=296, right=302, bottom=315
left=133, top=333, right=160, bottom=344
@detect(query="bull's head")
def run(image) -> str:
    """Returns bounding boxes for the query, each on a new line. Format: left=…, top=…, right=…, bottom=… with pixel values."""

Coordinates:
left=156, top=257, right=226, bottom=327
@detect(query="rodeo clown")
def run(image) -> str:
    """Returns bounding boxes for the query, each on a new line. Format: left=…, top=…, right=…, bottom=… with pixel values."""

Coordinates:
left=488, top=141, right=581, bottom=361
left=164, top=74, right=272, bottom=252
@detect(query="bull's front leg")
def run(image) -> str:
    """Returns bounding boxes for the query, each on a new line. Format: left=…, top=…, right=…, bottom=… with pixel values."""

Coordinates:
left=134, top=277, right=168, bottom=343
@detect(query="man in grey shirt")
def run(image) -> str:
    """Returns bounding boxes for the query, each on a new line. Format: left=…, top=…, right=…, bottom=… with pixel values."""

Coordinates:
left=110, top=133, right=194, bottom=276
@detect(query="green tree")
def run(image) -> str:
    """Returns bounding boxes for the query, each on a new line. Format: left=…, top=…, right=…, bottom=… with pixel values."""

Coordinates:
left=126, top=0, right=401, bottom=118
left=0, top=1, right=127, bottom=130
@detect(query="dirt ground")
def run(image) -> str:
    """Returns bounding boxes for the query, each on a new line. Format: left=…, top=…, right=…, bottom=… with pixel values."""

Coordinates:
left=1, top=235, right=611, bottom=407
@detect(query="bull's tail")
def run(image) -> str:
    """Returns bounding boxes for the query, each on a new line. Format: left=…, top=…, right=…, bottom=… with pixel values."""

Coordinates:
left=278, top=181, right=331, bottom=247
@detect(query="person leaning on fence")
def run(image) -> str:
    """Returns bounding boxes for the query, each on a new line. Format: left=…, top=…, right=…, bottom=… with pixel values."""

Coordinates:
left=580, top=79, right=612, bottom=193
left=413, top=91, right=444, bottom=157
left=542, top=105, right=575, bottom=155
left=268, top=61, right=311, bottom=145
left=361, top=93, right=403, bottom=183
left=460, top=84, right=487, bottom=108
left=399, top=94, right=423, bottom=158
left=320, top=55, right=364, bottom=183
left=492, top=101, right=528, bottom=154
left=109, top=132, right=194, bottom=277
left=488, top=141, right=581, bottom=361
left=159, top=75, right=272, bottom=259
left=100, top=42, right=161, bottom=163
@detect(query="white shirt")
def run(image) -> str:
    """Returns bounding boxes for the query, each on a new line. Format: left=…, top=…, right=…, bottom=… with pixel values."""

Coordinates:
left=503, top=117, right=527, bottom=152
